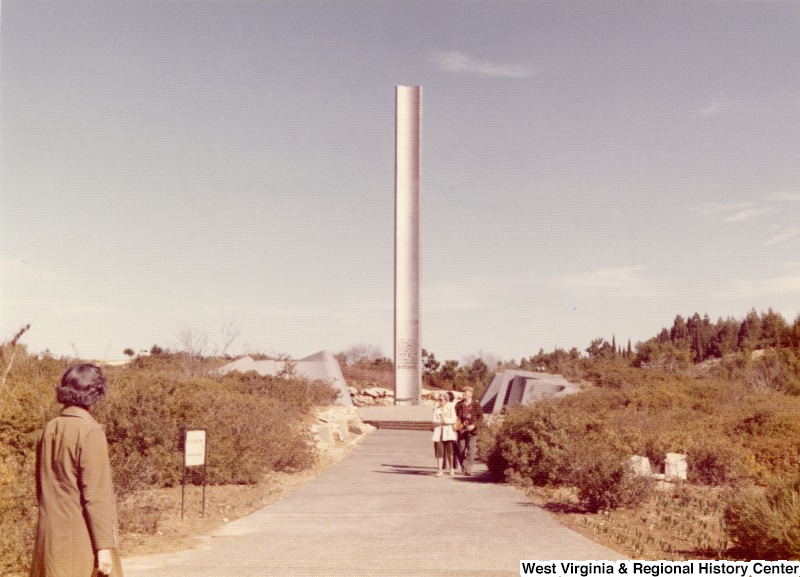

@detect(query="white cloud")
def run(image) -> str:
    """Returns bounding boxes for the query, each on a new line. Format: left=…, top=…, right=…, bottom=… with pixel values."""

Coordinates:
left=424, top=279, right=483, bottom=311
left=688, top=202, right=752, bottom=217
left=554, top=266, right=659, bottom=299
left=764, top=228, right=800, bottom=246
left=688, top=202, right=770, bottom=222
left=698, top=102, right=727, bottom=117
left=698, top=100, right=741, bottom=117
left=765, top=189, right=800, bottom=202
left=723, top=206, right=771, bottom=223
left=431, top=51, right=535, bottom=79
left=3, top=294, right=117, bottom=319
left=716, top=275, right=800, bottom=298
left=247, top=307, right=325, bottom=318
left=1, top=258, right=118, bottom=319
left=204, top=305, right=325, bottom=318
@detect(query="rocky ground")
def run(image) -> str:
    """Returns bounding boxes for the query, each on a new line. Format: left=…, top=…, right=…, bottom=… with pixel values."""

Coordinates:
left=348, top=385, right=462, bottom=407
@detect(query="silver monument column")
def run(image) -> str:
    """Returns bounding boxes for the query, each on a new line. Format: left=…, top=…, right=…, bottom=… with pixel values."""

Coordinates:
left=394, top=85, right=422, bottom=406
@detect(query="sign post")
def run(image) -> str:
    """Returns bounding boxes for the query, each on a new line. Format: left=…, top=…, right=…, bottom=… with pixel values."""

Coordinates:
left=181, top=428, right=207, bottom=519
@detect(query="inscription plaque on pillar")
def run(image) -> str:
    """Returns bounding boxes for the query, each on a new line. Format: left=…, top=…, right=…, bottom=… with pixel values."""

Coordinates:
left=396, top=337, right=420, bottom=370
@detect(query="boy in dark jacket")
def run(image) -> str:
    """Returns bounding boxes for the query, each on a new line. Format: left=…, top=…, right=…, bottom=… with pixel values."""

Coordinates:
left=455, top=386, right=484, bottom=475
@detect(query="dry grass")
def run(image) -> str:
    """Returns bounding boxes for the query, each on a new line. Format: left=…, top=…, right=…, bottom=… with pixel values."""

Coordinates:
left=341, top=364, right=395, bottom=390
left=119, top=447, right=352, bottom=559
left=522, top=482, right=731, bottom=560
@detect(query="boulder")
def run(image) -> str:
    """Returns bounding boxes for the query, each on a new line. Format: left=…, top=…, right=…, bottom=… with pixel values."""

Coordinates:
left=347, top=419, right=365, bottom=435
left=313, top=424, right=334, bottom=447
left=353, top=395, right=373, bottom=406
left=334, top=419, right=350, bottom=441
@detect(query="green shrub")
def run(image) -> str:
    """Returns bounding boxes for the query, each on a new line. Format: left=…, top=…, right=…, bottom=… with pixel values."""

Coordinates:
left=746, top=351, right=800, bottom=395
left=477, top=423, right=508, bottom=479
left=181, top=389, right=315, bottom=485
left=489, top=396, right=629, bottom=486
left=735, top=402, right=800, bottom=477
left=566, top=443, right=652, bottom=512
left=724, top=475, right=800, bottom=559
left=488, top=401, right=575, bottom=485
left=0, top=454, right=37, bottom=577
left=687, top=436, right=747, bottom=486
left=96, top=367, right=324, bottom=491
left=225, top=371, right=340, bottom=410
left=0, top=348, right=67, bottom=577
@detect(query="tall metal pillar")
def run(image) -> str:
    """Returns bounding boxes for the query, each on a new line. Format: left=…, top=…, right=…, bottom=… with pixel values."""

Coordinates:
left=394, top=85, right=422, bottom=406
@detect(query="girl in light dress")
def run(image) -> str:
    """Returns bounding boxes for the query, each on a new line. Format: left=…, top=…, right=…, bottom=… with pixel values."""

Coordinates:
left=431, top=392, right=458, bottom=476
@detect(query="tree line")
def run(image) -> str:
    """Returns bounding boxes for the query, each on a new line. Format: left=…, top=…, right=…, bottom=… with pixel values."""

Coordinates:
left=340, top=308, right=800, bottom=391
left=515, top=308, right=800, bottom=376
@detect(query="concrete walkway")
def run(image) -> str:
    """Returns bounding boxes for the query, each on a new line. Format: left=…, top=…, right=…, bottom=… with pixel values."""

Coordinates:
left=123, top=430, right=624, bottom=577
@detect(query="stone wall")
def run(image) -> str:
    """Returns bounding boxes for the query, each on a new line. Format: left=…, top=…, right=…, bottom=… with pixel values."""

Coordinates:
left=347, top=386, right=463, bottom=407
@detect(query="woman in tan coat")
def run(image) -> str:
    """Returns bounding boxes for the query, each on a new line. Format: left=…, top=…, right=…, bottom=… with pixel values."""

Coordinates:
left=30, top=364, right=123, bottom=577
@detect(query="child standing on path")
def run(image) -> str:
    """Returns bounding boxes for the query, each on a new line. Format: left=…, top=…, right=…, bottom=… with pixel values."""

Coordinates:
left=431, top=393, right=458, bottom=476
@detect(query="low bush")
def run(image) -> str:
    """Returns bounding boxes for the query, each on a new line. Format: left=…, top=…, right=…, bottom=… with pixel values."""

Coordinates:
left=226, top=371, right=340, bottom=410
left=96, top=367, right=327, bottom=492
left=487, top=401, right=576, bottom=486
left=477, top=424, right=507, bottom=478
left=724, top=475, right=800, bottom=559
left=487, top=396, right=629, bottom=486
left=566, top=443, right=652, bottom=512
left=0, top=348, right=67, bottom=577
left=0, top=454, right=37, bottom=575
left=686, top=436, right=747, bottom=486
left=340, top=363, right=394, bottom=390
left=746, top=350, right=800, bottom=395
left=734, top=401, right=800, bottom=479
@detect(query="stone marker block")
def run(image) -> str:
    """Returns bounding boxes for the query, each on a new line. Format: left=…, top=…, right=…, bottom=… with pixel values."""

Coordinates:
left=664, top=453, right=687, bottom=481
left=629, top=455, right=653, bottom=477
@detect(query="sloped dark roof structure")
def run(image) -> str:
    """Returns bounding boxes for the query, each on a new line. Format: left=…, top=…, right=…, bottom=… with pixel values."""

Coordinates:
left=480, top=369, right=580, bottom=414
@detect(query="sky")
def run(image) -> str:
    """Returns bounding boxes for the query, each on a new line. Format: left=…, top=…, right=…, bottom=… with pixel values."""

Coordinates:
left=2, top=1, right=800, bottom=364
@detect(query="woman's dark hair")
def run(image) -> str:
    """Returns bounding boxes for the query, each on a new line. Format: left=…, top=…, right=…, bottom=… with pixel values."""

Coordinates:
left=56, top=364, right=107, bottom=408
left=447, top=391, right=456, bottom=402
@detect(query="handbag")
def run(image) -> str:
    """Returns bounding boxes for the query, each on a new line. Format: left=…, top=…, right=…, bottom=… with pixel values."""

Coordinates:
left=453, top=418, right=463, bottom=432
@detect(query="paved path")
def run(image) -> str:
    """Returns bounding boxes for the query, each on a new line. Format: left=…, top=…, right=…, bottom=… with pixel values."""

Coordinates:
left=123, top=430, right=624, bottom=577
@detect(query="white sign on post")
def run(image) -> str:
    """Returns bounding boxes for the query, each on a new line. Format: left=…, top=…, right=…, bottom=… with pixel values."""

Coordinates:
left=184, top=429, right=206, bottom=467
left=182, top=428, right=208, bottom=519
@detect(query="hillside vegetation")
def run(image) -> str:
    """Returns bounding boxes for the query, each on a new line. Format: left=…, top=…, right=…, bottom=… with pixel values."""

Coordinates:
left=0, top=344, right=338, bottom=577
left=476, top=308, right=800, bottom=559
left=2, top=307, right=799, bottom=568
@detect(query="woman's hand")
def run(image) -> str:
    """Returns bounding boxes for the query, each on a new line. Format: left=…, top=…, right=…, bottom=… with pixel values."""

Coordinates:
left=97, top=549, right=112, bottom=575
